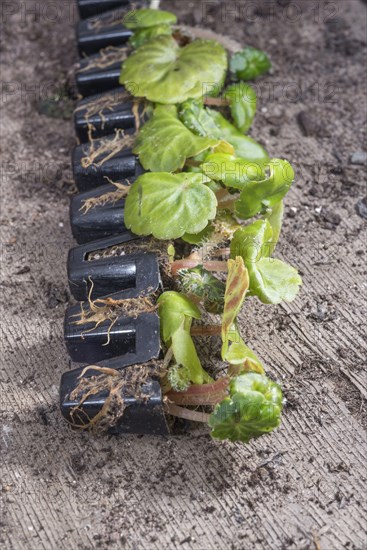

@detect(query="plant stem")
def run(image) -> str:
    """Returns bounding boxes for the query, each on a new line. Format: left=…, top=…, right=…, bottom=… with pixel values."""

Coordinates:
left=165, top=403, right=211, bottom=423
left=171, top=259, right=228, bottom=276
left=166, top=377, right=229, bottom=406
left=190, top=325, right=222, bottom=337
left=204, top=97, right=230, bottom=107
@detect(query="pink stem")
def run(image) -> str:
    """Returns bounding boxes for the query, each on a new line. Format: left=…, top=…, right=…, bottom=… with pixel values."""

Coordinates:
left=171, top=260, right=228, bottom=276
left=165, top=403, right=211, bottom=423
left=167, top=377, right=229, bottom=406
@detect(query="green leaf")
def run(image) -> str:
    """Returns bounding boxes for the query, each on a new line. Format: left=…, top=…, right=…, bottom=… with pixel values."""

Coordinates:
left=222, top=257, right=249, bottom=358
left=235, top=159, right=295, bottom=219
left=124, top=172, right=217, bottom=240
left=230, top=47, right=271, bottom=81
left=171, top=324, right=210, bottom=385
left=124, top=8, right=177, bottom=29
left=157, top=292, right=212, bottom=385
left=179, top=101, right=268, bottom=162
left=248, top=258, right=302, bottom=304
left=181, top=224, right=214, bottom=245
left=129, top=25, right=173, bottom=49
left=265, top=200, right=284, bottom=256
left=133, top=105, right=219, bottom=172
left=157, top=291, right=201, bottom=343
left=179, top=100, right=222, bottom=136
left=179, top=265, right=225, bottom=314
left=201, top=153, right=265, bottom=190
left=230, top=220, right=273, bottom=263
left=120, top=36, right=227, bottom=104
left=224, top=82, right=257, bottom=133
left=225, top=341, right=265, bottom=375
left=230, top=220, right=301, bottom=304
left=208, top=372, right=283, bottom=443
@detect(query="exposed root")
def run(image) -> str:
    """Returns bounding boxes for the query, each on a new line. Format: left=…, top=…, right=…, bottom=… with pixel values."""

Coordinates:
left=81, top=129, right=136, bottom=169
left=80, top=178, right=130, bottom=214
left=78, top=46, right=129, bottom=72
left=68, top=362, right=161, bottom=432
left=72, top=279, right=157, bottom=345
left=89, top=12, right=126, bottom=31
left=75, top=89, right=131, bottom=136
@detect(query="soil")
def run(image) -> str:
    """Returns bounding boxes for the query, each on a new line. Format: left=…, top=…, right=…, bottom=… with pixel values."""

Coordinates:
left=1, top=1, right=366, bottom=549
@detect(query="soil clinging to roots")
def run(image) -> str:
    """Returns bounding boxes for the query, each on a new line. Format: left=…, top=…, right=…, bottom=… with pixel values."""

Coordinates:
left=68, top=361, right=163, bottom=432
left=80, top=178, right=130, bottom=214
left=81, top=129, right=136, bottom=169
left=72, top=282, right=157, bottom=344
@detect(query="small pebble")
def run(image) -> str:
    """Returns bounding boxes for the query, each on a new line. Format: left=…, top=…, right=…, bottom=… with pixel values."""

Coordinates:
left=349, top=151, right=367, bottom=165
left=59, top=222, right=64, bottom=228
left=355, top=197, right=367, bottom=219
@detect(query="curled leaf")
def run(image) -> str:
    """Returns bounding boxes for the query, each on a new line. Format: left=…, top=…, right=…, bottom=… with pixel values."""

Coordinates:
left=133, top=105, right=219, bottom=172
left=179, top=100, right=268, bottom=162
left=201, top=153, right=264, bottom=189
left=235, top=159, right=295, bottom=219
left=157, top=292, right=212, bottom=385
left=224, top=82, right=257, bottom=133
left=209, top=372, right=283, bottom=443
left=265, top=200, right=284, bottom=256
left=157, top=291, right=201, bottom=343
left=230, top=220, right=273, bottom=263
left=222, top=257, right=249, bottom=358
left=124, top=8, right=177, bottom=29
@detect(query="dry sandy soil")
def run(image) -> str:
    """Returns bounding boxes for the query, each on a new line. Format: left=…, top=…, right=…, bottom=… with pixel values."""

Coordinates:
left=0, top=0, right=366, bottom=549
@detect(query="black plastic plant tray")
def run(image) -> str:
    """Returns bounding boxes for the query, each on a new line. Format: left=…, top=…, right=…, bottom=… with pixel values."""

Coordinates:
left=68, top=233, right=160, bottom=301
left=64, top=296, right=160, bottom=365
left=78, top=0, right=130, bottom=19
left=70, top=184, right=129, bottom=244
left=74, top=89, right=146, bottom=142
left=60, top=366, right=169, bottom=435
left=72, top=135, right=143, bottom=191
left=77, top=9, right=132, bottom=56
left=75, top=51, right=126, bottom=97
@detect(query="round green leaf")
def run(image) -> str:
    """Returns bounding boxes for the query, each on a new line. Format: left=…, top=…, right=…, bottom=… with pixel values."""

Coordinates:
left=124, top=172, right=218, bottom=240
left=248, top=258, right=302, bottom=304
left=133, top=105, right=219, bottom=172
left=120, top=36, right=228, bottom=104
left=209, top=373, right=283, bottom=443
left=230, top=47, right=271, bottom=81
